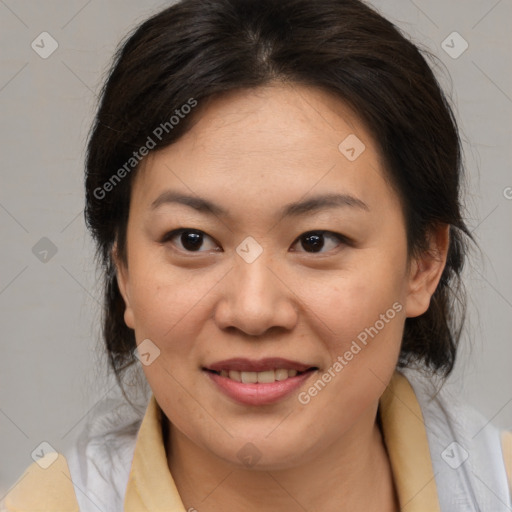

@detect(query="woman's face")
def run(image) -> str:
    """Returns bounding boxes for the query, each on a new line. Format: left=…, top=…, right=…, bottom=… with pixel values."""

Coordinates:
left=115, top=84, right=444, bottom=469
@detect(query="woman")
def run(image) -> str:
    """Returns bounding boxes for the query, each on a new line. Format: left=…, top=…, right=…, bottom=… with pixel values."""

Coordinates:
left=3, top=0, right=511, bottom=510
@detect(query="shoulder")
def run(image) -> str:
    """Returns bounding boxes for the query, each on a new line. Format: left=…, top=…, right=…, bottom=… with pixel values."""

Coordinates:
left=2, top=388, right=149, bottom=512
left=400, top=368, right=512, bottom=509
left=401, top=367, right=508, bottom=451
left=63, top=395, right=145, bottom=510
left=1, top=453, right=79, bottom=511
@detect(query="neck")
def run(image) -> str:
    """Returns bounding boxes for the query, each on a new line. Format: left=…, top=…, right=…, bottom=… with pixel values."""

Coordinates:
left=165, top=402, right=399, bottom=512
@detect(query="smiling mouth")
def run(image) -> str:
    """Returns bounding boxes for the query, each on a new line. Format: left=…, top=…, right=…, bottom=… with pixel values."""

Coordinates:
left=202, top=358, right=319, bottom=405
left=203, top=368, right=317, bottom=384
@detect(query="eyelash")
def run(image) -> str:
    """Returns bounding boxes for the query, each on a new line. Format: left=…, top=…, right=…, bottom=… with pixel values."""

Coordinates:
left=160, top=228, right=351, bottom=255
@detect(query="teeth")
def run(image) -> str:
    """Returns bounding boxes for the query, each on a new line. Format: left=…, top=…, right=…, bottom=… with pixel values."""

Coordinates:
left=256, top=370, right=275, bottom=383
left=228, top=370, right=241, bottom=382
left=275, top=369, right=289, bottom=381
left=241, top=371, right=258, bottom=383
left=219, top=369, right=302, bottom=383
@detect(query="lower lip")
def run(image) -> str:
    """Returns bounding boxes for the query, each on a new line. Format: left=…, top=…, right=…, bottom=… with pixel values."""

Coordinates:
left=204, top=369, right=316, bottom=406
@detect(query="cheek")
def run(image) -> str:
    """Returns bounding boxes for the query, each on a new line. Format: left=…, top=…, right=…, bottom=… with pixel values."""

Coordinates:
left=127, top=255, right=220, bottom=357
left=303, top=252, right=407, bottom=399
left=300, top=256, right=407, bottom=349
left=296, top=275, right=405, bottom=438
left=131, top=279, right=197, bottom=337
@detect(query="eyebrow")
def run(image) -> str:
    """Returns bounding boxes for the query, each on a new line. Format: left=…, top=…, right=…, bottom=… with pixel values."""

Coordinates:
left=150, top=190, right=369, bottom=219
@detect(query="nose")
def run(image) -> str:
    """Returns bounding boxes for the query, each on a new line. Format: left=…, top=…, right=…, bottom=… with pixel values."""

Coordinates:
left=213, top=254, right=298, bottom=337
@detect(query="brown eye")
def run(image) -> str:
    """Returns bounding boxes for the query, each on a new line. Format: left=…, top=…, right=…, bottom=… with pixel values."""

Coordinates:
left=162, top=229, right=220, bottom=253
left=291, top=231, right=347, bottom=253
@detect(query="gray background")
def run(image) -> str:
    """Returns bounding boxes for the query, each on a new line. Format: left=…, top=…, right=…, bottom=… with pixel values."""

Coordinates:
left=1, top=0, right=511, bottom=496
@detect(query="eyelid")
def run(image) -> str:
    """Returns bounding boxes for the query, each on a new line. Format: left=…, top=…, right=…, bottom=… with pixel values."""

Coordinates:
left=161, top=228, right=352, bottom=254
left=161, top=228, right=221, bottom=252
left=290, top=230, right=351, bottom=253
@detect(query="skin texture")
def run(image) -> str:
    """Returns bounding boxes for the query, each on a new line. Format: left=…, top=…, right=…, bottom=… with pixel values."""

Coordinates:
left=114, top=83, right=449, bottom=512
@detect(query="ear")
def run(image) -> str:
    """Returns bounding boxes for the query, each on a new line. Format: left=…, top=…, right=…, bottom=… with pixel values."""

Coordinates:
left=112, top=242, right=136, bottom=329
left=404, top=224, right=450, bottom=318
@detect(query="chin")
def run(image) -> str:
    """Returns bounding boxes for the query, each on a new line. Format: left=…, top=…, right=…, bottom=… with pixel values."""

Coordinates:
left=207, top=433, right=320, bottom=471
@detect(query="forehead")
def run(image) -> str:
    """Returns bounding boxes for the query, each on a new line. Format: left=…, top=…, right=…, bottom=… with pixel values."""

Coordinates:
left=131, top=84, right=396, bottom=216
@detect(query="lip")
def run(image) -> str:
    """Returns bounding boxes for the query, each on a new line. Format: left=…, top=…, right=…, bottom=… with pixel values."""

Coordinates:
left=204, top=357, right=314, bottom=373
left=203, top=361, right=318, bottom=406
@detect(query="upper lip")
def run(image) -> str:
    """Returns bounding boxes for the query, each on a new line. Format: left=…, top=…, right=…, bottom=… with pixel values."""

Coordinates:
left=204, top=358, right=316, bottom=373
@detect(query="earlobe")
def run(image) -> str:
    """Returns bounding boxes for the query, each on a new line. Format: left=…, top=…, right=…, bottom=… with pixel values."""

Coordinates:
left=404, top=224, right=450, bottom=318
left=112, top=244, right=136, bottom=329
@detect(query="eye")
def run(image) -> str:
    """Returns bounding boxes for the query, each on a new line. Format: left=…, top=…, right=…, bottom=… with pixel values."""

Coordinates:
left=161, top=229, right=221, bottom=253
left=290, top=230, right=348, bottom=254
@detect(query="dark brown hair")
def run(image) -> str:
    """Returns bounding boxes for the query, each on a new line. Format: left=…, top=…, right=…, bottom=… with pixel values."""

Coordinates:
left=84, top=0, right=471, bottom=391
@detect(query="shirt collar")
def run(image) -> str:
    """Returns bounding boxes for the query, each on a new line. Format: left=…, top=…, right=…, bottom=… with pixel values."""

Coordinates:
left=379, top=371, right=441, bottom=511
left=124, top=370, right=440, bottom=511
